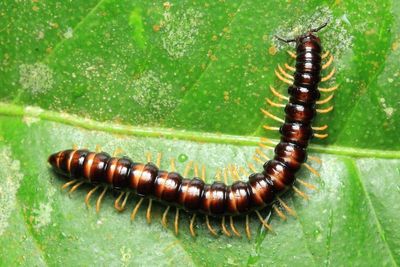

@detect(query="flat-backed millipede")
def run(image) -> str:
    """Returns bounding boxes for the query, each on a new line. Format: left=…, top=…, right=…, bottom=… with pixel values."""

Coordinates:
left=49, top=22, right=337, bottom=238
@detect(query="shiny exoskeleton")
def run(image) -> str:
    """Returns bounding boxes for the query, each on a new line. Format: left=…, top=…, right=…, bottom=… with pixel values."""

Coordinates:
left=48, top=32, right=322, bottom=217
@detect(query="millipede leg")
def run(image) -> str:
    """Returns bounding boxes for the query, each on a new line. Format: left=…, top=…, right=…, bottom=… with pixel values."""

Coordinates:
left=223, top=167, right=228, bottom=184
left=266, top=98, right=286, bottom=108
left=229, top=216, right=241, bottom=237
left=245, top=215, right=251, bottom=240
left=61, top=179, right=78, bottom=190
left=255, top=148, right=270, bottom=161
left=130, top=198, right=144, bottom=221
left=169, top=158, right=176, bottom=172
left=201, top=164, right=206, bottom=182
left=206, top=216, right=218, bottom=236
left=252, top=155, right=265, bottom=165
left=247, top=162, right=257, bottom=173
left=146, top=199, right=153, bottom=224
left=114, top=192, right=125, bottom=211
left=297, top=178, right=317, bottom=190
left=292, top=185, right=310, bottom=200
left=85, top=185, right=100, bottom=208
left=284, top=63, right=295, bottom=72
left=259, top=142, right=275, bottom=150
left=316, top=106, right=334, bottom=114
left=239, top=166, right=249, bottom=177
left=221, top=216, right=232, bottom=237
left=96, top=186, right=108, bottom=213
left=146, top=152, right=152, bottom=163
left=189, top=214, right=197, bottom=237
left=263, top=124, right=280, bottom=131
left=321, top=50, right=330, bottom=60
left=72, top=144, right=79, bottom=150
left=322, top=54, right=334, bottom=70
left=314, top=133, right=329, bottom=139
left=156, top=152, right=162, bottom=167
left=95, top=144, right=102, bottom=153
left=161, top=206, right=170, bottom=228
left=255, top=210, right=274, bottom=232
left=319, top=84, right=339, bottom=92
left=194, top=162, right=199, bottom=177
left=174, top=208, right=180, bottom=235
left=278, top=64, right=294, bottom=80
left=321, top=68, right=336, bottom=82
left=304, top=163, right=321, bottom=177
left=68, top=180, right=84, bottom=194
left=260, top=108, right=285, bottom=123
left=308, top=155, right=322, bottom=164
left=277, top=197, right=297, bottom=218
left=316, top=94, right=334, bottom=105
left=287, top=50, right=296, bottom=59
left=273, top=204, right=287, bottom=221
left=112, top=147, right=124, bottom=157
left=269, top=85, right=289, bottom=101
left=183, top=161, right=193, bottom=177
left=275, top=69, right=293, bottom=85
left=312, top=125, right=328, bottom=131
left=214, top=168, right=221, bottom=182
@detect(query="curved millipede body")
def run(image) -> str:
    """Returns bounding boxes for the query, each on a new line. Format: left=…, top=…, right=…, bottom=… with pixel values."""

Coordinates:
left=49, top=23, right=335, bottom=237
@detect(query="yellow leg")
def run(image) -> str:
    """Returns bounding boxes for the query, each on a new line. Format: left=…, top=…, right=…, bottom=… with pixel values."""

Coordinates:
left=146, top=199, right=153, bottom=224
left=146, top=152, right=152, bottom=163
left=245, top=215, right=251, bottom=240
left=316, top=94, right=334, bottom=105
left=287, top=50, right=296, bottom=59
left=292, top=185, right=310, bottom=200
left=255, top=210, right=274, bottom=232
left=206, top=216, right=218, bottom=236
left=183, top=161, right=193, bottom=177
left=266, top=98, right=286, bottom=108
left=161, top=206, right=170, bottom=228
left=61, top=179, right=78, bottom=190
left=223, top=167, right=229, bottom=184
left=259, top=142, right=275, bottom=150
left=114, top=192, right=125, bottom=211
left=96, top=186, right=108, bottom=213
left=297, top=178, right=317, bottom=190
left=201, top=165, right=206, bottom=182
left=221, top=216, right=232, bottom=237
left=95, top=144, right=102, bottom=153
left=156, top=152, right=162, bottom=167
left=278, top=64, right=294, bottom=80
left=169, top=158, right=176, bottom=172
left=273, top=205, right=287, bottom=221
left=304, top=163, right=321, bottom=177
left=85, top=185, right=100, bottom=208
left=214, top=168, right=221, bottom=182
left=270, top=85, right=289, bottom=101
left=247, top=162, right=257, bottom=173
left=314, top=133, right=329, bottom=139
left=260, top=108, right=285, bottom=123
left=322, top=54, right=334, bottom=70
left=130, top=198, right=144, bottom=221
left=72, top=144, right=79, bottom=150
left=319, top=84, right=339, bottom=92
left=316, top=106, right=334, bottom=114
left=68, top=181, right=84, bottom=193
left=189, top=214, right=197, bottom=237
left=229, top=216, right=241, bottom=237
left=255, top=148, right=270, bottom=161
left=284, top=63, right=295, bottom=72
left=275, top=69, right=293, bottom=85
left=252, top=155, right=265, bottom=165
left=174, top=208, right=180, bottom=235
left=112, top=147, right=124, bottom=157
left=321, top=68, right=336, bottom=82
left=312, top=125, right=328, bottom=131
left=263, top=125, right=280, bottom=131
left=321, top=50, right=330, bottom=59
left=277, top=197, right=297, bottom=218
left=308, top=155, right=322, bottom=164
left=239, top=166, right=249, bottom=177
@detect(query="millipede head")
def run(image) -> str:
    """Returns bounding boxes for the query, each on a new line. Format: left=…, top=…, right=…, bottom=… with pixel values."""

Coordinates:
left=275, top=19, right=329, bottom=45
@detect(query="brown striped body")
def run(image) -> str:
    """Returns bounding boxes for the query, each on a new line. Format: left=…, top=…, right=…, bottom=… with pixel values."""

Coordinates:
left=48, top=32, right=323, bottom=217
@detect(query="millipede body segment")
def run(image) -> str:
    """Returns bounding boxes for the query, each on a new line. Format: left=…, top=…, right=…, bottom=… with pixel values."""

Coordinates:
left=49, top=25, right=332, bottom=235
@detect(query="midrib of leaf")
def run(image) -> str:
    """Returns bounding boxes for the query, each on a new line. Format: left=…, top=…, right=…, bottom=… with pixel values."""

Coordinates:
left=0, top=102, right=399, bottom=159
left=346, top=158, right=398, bottom=267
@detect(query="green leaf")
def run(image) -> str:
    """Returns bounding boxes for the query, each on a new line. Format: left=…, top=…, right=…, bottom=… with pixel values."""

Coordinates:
left=1, top=1, right=399, bottom=266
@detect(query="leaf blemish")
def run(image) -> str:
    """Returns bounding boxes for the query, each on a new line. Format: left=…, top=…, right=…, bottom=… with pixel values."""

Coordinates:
left=0, top=146, right=23, bottom=236
left=19, top=62, right=54, bottom=94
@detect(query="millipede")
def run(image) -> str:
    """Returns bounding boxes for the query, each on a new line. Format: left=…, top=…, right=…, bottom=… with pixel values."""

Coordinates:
left=48, top=21, right=338, bottom=238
